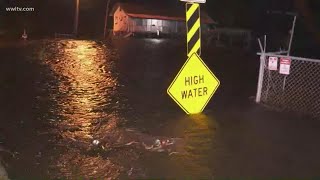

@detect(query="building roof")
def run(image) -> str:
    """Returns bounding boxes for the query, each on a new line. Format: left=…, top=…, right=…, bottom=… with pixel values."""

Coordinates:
left=110, top=2, right=216, bottom=24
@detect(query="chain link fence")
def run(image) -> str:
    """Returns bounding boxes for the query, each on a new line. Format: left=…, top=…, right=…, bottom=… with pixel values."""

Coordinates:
left=256, top=52, right=320, bottom=118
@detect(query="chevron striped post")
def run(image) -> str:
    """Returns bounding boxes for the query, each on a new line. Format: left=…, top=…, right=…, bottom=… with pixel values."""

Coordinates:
left=186, top=3, right=201, bottom=57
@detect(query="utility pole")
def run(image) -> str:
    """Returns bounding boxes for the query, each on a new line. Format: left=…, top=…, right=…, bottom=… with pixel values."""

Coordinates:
left=103, top=0, right=111, bottom=38
left=74, top=0, right=80, bottom=36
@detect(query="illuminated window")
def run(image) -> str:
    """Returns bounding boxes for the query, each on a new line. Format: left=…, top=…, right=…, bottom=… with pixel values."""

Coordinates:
left=163, top=20, right=174, bottom=27
left=142, top=19, right=148, bottom=26
left=151, top=19, right=158, bottom=26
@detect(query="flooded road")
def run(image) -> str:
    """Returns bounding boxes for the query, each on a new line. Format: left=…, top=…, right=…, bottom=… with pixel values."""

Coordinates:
left=0, top=39, right=320, bottom=179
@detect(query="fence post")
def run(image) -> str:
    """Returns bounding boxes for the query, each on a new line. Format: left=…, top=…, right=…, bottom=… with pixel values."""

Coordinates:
left=256, top=38, right=266, bottom=103
left=256, top=53, right=266, bottom=103
left=287, top=16, right=297, bottom=56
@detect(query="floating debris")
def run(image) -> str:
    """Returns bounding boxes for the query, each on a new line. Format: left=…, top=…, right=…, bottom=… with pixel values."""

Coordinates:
left=35, top=152, right=42, bottom=158
left=124, top=128, right=137, bottom=132
left=92, top=140, right=100, bottom=146
left=169, top=152, right=179, bottom=156
left=124, top=141, right=139, bottom=146
left=142, top=138, right=178, bottom=154
left=153, top=139, right=159, bottom=145
left=127, top=167, right=133, bottom=176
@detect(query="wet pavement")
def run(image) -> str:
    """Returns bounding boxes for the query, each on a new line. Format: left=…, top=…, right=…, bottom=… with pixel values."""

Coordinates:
left=0, top=38, right=320, bottom=179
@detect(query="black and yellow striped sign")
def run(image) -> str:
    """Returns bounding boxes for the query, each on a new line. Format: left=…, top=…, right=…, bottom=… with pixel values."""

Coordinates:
left=186, top=3, right=201, bottom=57
left=168, top=1, right=220, bottom=115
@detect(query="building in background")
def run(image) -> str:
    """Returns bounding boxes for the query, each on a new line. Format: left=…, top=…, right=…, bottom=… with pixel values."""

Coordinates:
left=109, top=2, right=216, bottom=37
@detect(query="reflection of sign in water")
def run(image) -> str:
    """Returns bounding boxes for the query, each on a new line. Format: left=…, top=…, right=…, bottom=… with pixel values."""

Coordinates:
left=180, top=0, right=206, bottom=3
left=279, top=58, right=291, bottom=75
left=167, top=53, right=220, bottom=114
left=268, top=56, right=278, bottom=71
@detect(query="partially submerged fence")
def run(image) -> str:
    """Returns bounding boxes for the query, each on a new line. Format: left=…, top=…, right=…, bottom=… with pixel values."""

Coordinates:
left=256, top=52, right=320, bottom=118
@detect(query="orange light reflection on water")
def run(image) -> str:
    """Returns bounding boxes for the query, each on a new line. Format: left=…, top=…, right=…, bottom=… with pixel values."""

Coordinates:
left=46, top=40, right=121, bottom=179
left=160, top=113, right=216, bottom=177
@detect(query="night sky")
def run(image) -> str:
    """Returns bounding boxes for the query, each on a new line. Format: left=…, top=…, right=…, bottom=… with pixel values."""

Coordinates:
left=0, top=0, right=319, bottom=55
left=0, top=0, right=319, bottom=32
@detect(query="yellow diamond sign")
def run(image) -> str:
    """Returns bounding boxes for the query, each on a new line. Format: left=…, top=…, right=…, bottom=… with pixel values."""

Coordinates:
left=167, top=53, right=220, bottom=114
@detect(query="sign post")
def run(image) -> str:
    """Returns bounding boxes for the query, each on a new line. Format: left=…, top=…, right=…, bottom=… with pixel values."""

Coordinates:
left=167, top=0, right=220, bottom=114
left=186, top=3, right=201, bottom=57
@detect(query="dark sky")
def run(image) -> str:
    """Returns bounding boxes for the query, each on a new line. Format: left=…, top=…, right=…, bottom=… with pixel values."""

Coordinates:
left=1, top=0, right=320, bottom=49
left=0, top=0, right=295, bottom=32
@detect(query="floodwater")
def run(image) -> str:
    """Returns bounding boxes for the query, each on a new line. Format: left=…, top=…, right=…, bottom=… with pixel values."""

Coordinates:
left=0, top=38, right=320, bottom=179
